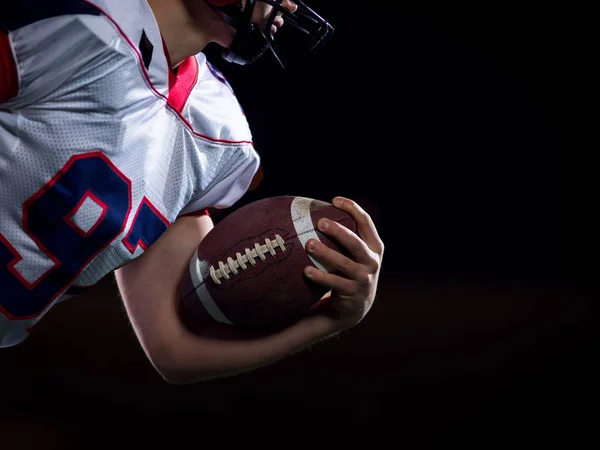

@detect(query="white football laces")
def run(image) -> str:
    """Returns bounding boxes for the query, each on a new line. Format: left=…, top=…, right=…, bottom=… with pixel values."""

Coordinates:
left=209, top=234, right=287, bottom=285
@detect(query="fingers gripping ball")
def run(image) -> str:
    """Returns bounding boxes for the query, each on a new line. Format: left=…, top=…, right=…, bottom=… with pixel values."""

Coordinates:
left=179, top=196, right=357, bottom=328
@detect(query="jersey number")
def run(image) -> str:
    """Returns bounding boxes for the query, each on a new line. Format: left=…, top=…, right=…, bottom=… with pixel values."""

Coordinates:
left=0, top=152, right=169, bottom=319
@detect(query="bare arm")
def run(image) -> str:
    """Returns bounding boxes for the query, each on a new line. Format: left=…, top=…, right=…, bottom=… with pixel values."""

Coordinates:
left=115, top=213, right=343, bottom=384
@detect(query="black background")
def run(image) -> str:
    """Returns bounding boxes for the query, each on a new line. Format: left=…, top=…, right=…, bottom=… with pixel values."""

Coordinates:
left=1, top=1, right=595, bottom=447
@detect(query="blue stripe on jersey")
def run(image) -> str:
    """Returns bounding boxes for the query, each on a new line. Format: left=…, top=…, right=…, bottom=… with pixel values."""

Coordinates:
left=0, top=0, right=101, bottom=32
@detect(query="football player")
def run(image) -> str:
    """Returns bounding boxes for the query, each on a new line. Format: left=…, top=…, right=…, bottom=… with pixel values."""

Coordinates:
left=0, top=0, right=384, bottom=383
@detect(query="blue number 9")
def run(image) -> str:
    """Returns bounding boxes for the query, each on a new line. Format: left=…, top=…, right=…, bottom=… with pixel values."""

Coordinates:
left=0, top=152, right=131, bottom=318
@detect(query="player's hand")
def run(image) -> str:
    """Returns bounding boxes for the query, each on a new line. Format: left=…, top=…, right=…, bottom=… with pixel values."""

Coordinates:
left=252, top=0, right=298, bottom=35
left=304, top=197, right=384, bottom=329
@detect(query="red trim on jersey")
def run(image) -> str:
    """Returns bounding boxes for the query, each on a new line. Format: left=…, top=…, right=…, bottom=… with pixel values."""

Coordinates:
left=82, top=1, right=253, bottom=146
left=3, top=152, right=133, bottom=321
left=0, top=230, right=61, bottom=294
left=0, top=30, right=18, bottom=103
left=0, top=233, right=44, bottom=306
left=122, top=196, right=171, bottom=253
left=168, top=57, right=199, bottom=113
left=180, top=208, right=211, bottom=218
left=63, top=190, right=109, bottom=238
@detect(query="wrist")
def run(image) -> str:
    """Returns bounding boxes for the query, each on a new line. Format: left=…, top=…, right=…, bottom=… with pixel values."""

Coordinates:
left=308, top=298, right=360, bottom=332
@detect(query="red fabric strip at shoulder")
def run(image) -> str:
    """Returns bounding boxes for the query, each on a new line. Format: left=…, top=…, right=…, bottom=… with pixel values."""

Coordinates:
left=167, top=56, right=199, bottom=113
left=0, top=31, right=18, bottom=103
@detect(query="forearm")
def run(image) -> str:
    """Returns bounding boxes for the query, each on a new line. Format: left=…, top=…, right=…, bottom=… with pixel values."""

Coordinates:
left=116, top=214, right=345, bottom=384
left=161, top=303, right=342, bottom=384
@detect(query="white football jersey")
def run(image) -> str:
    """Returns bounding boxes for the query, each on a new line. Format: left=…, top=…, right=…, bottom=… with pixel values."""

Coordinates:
left=0, top=0, right=260, bottom=347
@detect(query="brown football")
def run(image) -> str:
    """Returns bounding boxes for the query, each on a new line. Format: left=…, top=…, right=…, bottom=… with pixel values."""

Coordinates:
left=179, top=196, right=356, bottom=327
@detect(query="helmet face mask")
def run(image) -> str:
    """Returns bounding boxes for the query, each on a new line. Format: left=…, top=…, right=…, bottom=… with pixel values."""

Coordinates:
left=206, top=0, right=334, bottom=68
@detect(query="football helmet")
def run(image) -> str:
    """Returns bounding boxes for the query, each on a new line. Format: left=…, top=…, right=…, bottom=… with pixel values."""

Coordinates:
left=204, top=0, right=334, bottom=68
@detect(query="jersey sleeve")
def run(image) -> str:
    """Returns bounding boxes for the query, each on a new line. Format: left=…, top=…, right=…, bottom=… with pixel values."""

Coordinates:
left=176, top=54, right=261, bottom=216
left=0, top=4, right=120, bottom=109
left=178, top=144, right=261, bottom=216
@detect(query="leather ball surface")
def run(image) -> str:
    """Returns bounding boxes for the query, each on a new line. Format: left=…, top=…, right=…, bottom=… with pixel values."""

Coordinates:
left=179, top=196, right=356, bottom=327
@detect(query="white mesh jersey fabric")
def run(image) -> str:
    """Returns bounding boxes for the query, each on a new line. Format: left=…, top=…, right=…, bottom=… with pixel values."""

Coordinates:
left=0, top=0, right=260, bottom=347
